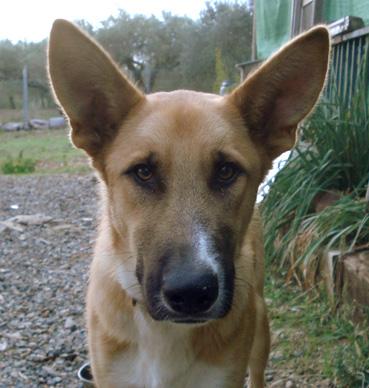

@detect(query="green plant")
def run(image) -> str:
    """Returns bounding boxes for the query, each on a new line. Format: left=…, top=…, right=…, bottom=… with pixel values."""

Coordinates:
left=265, top=271, right=369, bottom=387
left=294, top=196, right=369, bottom=272
left=261, top=56, right=369, bottom=276
left=331, top=327, right=369, bottom=387
left=1, top=151, right=36, bottom=174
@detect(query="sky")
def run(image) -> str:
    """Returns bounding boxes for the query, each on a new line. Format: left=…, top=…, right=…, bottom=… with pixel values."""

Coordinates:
left=0, top=0, right=211, bottom=43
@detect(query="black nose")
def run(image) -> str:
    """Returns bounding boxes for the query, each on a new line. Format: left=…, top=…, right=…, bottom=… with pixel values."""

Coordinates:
left=162, top=270, right=219, bottom=315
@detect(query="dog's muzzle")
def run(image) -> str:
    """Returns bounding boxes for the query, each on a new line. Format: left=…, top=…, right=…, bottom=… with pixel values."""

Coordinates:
left=143, top=255, right=234, bottom=323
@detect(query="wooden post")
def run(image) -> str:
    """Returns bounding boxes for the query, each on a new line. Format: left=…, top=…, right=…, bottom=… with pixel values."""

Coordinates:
left=251, top=0, right=256, bottom=61
left=22, top=65, right=29, bottom=130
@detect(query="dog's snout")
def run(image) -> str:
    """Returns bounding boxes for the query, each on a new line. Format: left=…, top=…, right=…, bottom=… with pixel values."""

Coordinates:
left=162, top=270, right=218, bottom=315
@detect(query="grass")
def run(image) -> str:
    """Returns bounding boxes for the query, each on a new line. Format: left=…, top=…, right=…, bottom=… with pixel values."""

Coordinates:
left=261, top=56, right=369, bottom=387
left=0, top=128, right=89, bottom=174
left=266, top=270, right=369, bottom=387
left=261, top=69, right=369, bottom=279
left=1, top=151, right=36, bottom=174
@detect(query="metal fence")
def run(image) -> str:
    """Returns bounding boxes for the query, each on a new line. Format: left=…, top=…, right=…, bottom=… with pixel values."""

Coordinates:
left=326, top=26, right=369, bottom=106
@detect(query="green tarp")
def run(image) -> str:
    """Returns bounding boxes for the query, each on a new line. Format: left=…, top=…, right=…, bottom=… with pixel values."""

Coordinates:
left=255, top=0, right=292, bottom=59
left=323, top=1, right=369, bottom=26
left=255, top=0, right=369, bottom=60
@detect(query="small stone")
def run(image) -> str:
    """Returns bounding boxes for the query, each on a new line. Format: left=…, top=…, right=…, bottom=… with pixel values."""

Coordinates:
left=285, top=380, right=296, bottom=388
left=42, top=366, right=58, bottom=376
left=270, top=350, right=284, bottom=362
left=0, top=339, right=8, bottom=351
left=51, top=376, right=62, bottom=384
left=64, top=317, right=77, bottom=330
left=270, top=379, right=285, bottom=388
left=267, top=373, right=275, bottom=382
left=0, top=220, right=25, bottom=233
left=5, top=331, right=22, bottom=340
left=10, top=214, right=53, bottom=225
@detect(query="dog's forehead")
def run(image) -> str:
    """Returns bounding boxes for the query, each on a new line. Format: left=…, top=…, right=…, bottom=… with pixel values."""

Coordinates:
left=111, top=90, right=236, bottom=154
left=106, top=89, right=261, bottom=176
left=140, top=90, right=231, bottom=139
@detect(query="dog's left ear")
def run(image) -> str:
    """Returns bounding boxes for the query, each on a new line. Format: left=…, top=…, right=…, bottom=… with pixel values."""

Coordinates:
left=228, top=26, right=330, bottom=159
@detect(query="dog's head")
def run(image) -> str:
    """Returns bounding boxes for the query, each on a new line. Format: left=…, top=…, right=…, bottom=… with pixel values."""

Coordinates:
left=48, top=20, right=329, bottom=323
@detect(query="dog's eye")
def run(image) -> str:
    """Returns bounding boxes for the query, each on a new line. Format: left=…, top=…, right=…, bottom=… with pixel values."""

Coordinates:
left=215, top=163, right=240, bottom=185
left=134, top=164, right=153, bottom=182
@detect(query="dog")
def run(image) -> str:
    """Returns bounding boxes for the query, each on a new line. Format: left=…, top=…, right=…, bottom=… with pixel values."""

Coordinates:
left=48, top=20, right=329, bottom=388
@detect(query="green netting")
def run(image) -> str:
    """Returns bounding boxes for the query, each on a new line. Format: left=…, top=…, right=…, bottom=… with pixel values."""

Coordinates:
left=255, top=0, right=292, bottom=59
left=323, top=1, right=369, bottom=26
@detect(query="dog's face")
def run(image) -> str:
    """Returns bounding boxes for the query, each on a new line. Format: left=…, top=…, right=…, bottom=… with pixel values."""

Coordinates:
left=48, top=20, right=329, bottom=323
left=105, top=92, right=264, bottom=322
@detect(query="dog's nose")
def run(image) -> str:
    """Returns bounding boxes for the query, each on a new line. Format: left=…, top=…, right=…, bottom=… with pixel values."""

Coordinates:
left=162, top=270, right=219, bottom=315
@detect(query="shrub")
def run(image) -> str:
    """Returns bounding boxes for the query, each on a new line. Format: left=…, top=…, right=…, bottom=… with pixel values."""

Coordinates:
left=261, top=58, right=369, bottom=277
left=1, top=151, right=36, bottom=174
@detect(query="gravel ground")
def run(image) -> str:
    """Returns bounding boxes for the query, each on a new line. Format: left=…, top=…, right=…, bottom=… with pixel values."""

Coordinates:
left=0, top=174, right=332, bottom=388
left=0, top=174, right=98, bottom=387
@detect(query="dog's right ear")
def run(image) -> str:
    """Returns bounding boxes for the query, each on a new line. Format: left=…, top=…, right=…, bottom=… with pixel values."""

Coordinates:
left=48, top=19, right=144, bottom=157
left=228, top=26, right=329, bottom=160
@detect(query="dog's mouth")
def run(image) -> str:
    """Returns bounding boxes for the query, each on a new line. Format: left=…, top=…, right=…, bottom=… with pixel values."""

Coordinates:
left=173, top=318, right=208, bottom=324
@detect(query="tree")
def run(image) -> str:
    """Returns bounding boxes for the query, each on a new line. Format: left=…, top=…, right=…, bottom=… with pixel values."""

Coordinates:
left=0, top=1, right=253, bottom=108
left=96, top=11, right=195, bottom=92
left=213, top=48, right=228, bottom=93
left=180, top=1, right=252, bottom=92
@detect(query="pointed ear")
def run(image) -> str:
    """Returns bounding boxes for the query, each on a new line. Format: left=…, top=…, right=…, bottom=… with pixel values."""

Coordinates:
left=48, top=19, right=144, bottom=157
left=228, top=26, right=330, bottom=159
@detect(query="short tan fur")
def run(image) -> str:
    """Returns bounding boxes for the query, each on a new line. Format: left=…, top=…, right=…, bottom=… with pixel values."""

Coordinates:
left=48, top=20, right=329, bottom=388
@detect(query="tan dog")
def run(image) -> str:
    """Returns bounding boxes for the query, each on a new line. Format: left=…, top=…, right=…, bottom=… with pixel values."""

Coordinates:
left=48, top=20, right=329, bottom=388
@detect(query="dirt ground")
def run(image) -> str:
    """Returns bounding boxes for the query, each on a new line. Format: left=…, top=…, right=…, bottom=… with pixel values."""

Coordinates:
left=0, top=174, right=336, bottom=387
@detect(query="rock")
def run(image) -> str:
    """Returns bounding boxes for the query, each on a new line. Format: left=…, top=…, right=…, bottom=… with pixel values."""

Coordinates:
left=2, top=122, right=23, bottom=131
left=5, top=332, right=22, bottom=340
left=270, top=350, right=284, bottom=362
left=266, top=371, right=275, bottom=382
left=50, top=223, right=79, bottom=232
left=9, top=214, right=53, bottom=225
left=0, top=339, right=8, bottom=351
left=270, top=379, right=285, bottom=388
left=30, top=119, right=48, bottom=129
left=42, top=366, right=58, bottom=376
left=48, top=116, right=66, bottom=129
left=285, top=380, right=296, bottom=388
left=64, top=317, right=77, bottom=330
left=0, top=220, right=25, bottom=233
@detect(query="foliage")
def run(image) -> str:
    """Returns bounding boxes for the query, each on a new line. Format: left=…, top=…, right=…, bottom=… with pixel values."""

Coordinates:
left=266, top=272, right=369, bottom=387
left=0, top=1, right=253, bottom=108
left=1, top=151, right=36, bottom=174
left=261, top=70, right=369, bottom=278
left=0, top=39, right=53, bottom=110
left=181, top=1, right=252, bottom=91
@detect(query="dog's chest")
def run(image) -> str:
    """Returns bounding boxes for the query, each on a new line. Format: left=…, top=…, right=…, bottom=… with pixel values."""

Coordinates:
left=111, top=310, right=228, bottom=388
